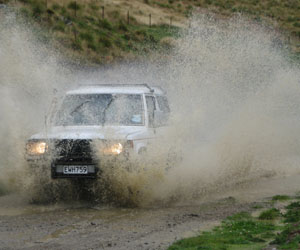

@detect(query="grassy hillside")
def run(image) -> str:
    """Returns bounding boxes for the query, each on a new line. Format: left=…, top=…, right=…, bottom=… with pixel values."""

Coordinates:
left=1, top=0, right=299, bottom=64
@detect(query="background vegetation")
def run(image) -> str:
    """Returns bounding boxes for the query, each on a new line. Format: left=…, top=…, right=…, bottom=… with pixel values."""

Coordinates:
left=169, top=195, right=300, bottom=250
left=1, top=0, right=299, bottom=64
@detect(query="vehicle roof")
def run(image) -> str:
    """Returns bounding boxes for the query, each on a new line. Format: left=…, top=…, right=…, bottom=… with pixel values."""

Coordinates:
left=66, top=84, right=165, bottom=95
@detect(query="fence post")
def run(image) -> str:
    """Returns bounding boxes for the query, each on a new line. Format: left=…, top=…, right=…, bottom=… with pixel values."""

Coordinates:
left=73, top=26, right=77, bottom=41
left=101, top=6, right=104, bottom=19
left=149, top=13, right=151, bottom=27
left=170, top=16, right=172, bottom=27
left=46, top=0, right=49, bottom=22
left=127, top=10, right=129, bottom=25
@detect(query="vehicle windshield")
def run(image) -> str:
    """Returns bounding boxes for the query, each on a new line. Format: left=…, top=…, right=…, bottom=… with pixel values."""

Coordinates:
left=55, top=94, right=144, bottom=126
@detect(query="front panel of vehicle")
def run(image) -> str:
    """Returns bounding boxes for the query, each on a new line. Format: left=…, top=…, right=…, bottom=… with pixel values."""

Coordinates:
left=25, top=88, right=169, bottom=179
left=26, top=137, right=137, bottom=179
left=51, top=139, right=98, bottom=178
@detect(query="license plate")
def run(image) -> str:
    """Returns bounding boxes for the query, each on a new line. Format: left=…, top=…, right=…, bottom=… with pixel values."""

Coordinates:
left=63, top=166, right=88, bottom=174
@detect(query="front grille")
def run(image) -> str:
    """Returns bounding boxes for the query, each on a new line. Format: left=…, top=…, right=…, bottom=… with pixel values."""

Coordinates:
left=53, top=139, right=94, bottom=163
left=49, top=139, right=100, bottom=179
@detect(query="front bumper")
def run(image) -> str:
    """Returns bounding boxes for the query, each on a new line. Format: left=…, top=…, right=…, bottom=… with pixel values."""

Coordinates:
left=27, top=139, right=99, bottom=179
left=27, top=159, right=100, bottom=179
left=26, top=139, right=130, bottom=179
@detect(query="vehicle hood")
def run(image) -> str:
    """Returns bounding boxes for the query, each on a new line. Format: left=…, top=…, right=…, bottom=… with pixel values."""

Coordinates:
left=29, top=126, right=147, bottom=140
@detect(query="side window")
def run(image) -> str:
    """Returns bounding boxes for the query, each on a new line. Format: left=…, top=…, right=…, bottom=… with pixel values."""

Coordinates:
left=146, top=96, right=156, bottom=127
left=156, top=96, right=170, bottom=113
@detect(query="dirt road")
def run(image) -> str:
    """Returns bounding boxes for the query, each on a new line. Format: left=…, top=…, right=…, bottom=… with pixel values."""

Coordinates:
left=1, top=174, right=300, bottom=250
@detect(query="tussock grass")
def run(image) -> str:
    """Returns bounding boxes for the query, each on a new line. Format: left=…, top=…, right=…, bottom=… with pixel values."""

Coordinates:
left=5, top=0, right=299, bottom=63
left=7, top=0, right=180, bottom=64
left=272, top=195, right=291, bottom=201
left=258, top=208, right=280, bottom=220
left=0, top=182, right=8, bottom=197
left=169, top=212, right=275, bottom=250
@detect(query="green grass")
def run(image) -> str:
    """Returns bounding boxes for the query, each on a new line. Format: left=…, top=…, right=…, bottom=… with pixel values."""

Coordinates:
left=251, top=204, right=264, bottom=209
left=284, top=202, right=300, bottom=223
left=152, top=0, right=300, bottom=54
left=272, top=195, right=291, bottom=201
left=169, top=212, right=275, bottom=250
left=0, top=182, right=9, bottom=197
left=272, top=202, right=300, bottom=249
left=169, top=199, right=300, bottom=250
left=10, top=0, right=181, bottom=64
left=286, top=202, right=300, bottom=209
left=6, top=0, right=299, bottom=63
left=272, top=223, right=300, bottom=249
left=258, top=208, right=280, bottom=220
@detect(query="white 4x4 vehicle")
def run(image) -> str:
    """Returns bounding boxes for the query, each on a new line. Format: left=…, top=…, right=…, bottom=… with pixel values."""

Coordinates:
left=26, top=84, right=170, bottom=179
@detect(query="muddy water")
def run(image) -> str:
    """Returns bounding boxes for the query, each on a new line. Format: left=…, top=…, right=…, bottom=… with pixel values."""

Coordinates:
left=1, top=8, right=300, bottom=205
left=0, top=174, right=300, bottom=250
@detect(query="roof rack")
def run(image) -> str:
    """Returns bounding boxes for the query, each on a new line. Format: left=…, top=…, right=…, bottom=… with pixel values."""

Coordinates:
left=79, top=83, right=154, bottom=92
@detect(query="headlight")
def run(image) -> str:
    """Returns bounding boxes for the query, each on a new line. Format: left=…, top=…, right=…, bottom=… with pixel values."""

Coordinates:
left=26, top=141, right=47, bottom=155
left=102, top=143, right=123, bottom=155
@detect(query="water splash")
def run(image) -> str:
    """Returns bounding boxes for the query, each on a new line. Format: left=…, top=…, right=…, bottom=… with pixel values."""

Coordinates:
left=0, top=10, right=300, bottom=206
left=0, top=11, right=70, bottom=194
left=100, top=15, right=300, bottom=206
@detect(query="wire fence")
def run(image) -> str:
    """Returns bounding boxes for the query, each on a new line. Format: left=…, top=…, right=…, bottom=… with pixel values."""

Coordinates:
left=12, top=0, right=179, bottom=28
left=2, top=0, right=297, bottom=51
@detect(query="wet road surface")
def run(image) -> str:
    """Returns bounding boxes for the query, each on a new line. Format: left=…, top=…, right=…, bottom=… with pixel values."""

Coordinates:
left=1, top=174, right=300, bottom=250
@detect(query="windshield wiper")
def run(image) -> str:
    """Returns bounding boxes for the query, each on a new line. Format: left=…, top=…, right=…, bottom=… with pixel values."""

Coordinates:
left=101, top=97, right=115, bottom=127
left=70, top=100, right=90, bottom=115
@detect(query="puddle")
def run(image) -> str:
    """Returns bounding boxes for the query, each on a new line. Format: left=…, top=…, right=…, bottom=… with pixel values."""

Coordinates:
left=38, top=225, right=76, bottom=243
